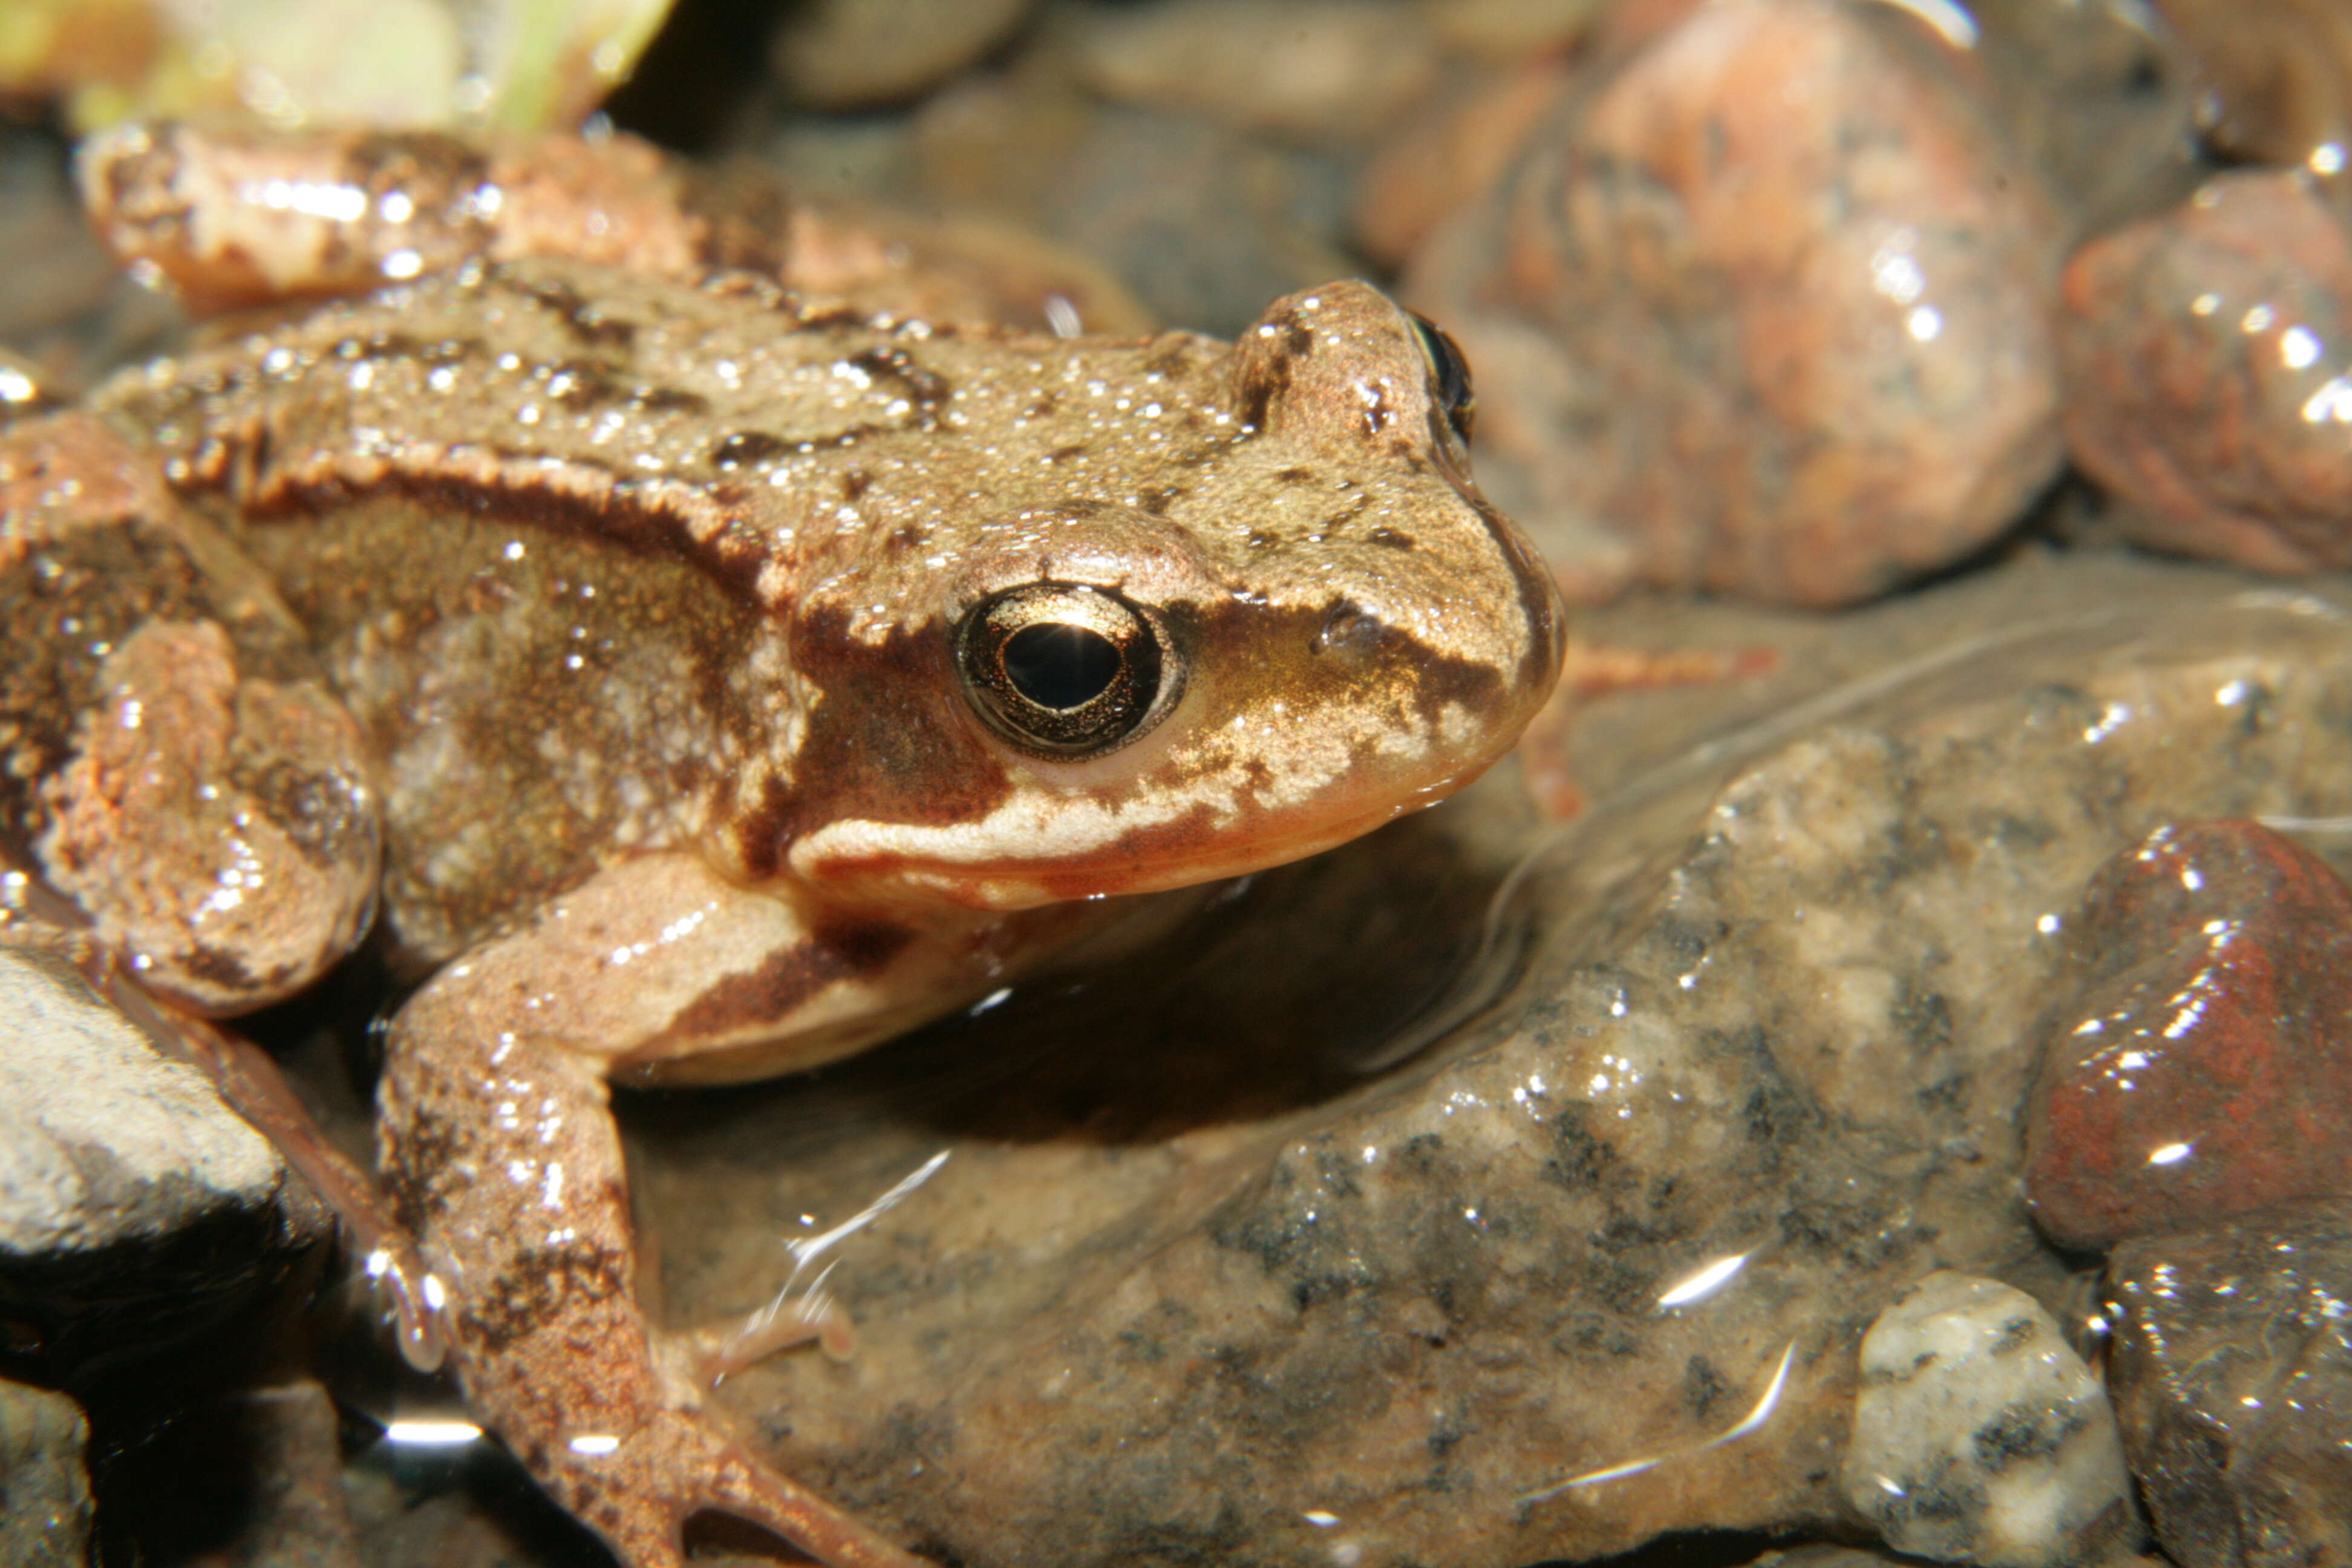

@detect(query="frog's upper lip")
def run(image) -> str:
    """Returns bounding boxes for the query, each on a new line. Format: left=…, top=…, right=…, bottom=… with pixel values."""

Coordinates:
left=791, top=748, right=1512, bottom=912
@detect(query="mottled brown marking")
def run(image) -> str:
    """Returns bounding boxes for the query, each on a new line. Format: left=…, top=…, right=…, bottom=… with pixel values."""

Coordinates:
left=505, top=272, right=638, bottom=349
left=732, top=604, right=1013, bottom=876
left=658, top=914, right=914, bottom=1044
left=460, top=1237, right=629, bottom=1354
left=843, top=347, right=950, bottom=425
left=709, top=430, right=788, bottom=470
left=246, top=463, right=770, bottom=602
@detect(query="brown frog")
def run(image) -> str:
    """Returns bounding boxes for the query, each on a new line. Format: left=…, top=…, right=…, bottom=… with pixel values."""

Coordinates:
left=0, top=124, right=1564, bottom=1567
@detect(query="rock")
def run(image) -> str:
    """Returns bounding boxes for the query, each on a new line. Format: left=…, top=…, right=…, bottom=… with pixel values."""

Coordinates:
left=2060, top=171, right=2352, bottom=575
left=593, top=552, right=2352, bottom=1567
left=1072, top=0, right=1440, bottom=148
left=1353, top=60, right=1570, bottom=269
left=2149, top=0, right=2352, bottom=166
left=0, top=1377, right=91, bottom=1568
left=771, top=0, right=1038, bottom=110
left=0, top=936, right=324, bottom=1376
left=1964, top=0, right=2200, bottom=244
left=2022, top=820, right=2352, bottom=1252
left=915, top=89, right=1355, bottom=335
left=1421, top=0, right=1607, bottom=64
left=1845, top=1271, right=2138, bottom=1567
left=1406, top=0, right=2064, bottom=606
left=2106, top=1199, right=2352, bottom=1568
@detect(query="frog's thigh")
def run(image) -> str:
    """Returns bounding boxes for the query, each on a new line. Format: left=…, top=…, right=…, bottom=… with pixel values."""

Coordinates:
left=376, top=850, right=927, bottom=1568
left=0, top=413, right=377, bottom=1012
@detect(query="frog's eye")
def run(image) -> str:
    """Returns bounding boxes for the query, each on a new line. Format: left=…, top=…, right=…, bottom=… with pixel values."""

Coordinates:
left=1408, top=310, right=1475, bottom=446
left=956, top=584, right=1174, bottom=757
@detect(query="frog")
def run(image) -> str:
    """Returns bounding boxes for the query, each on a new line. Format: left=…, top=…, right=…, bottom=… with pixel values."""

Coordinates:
left=0, top=123, right=1565, bottom=1567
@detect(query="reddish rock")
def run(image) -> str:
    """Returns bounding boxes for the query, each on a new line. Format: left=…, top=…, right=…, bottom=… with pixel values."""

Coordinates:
left=1406, top=0, right=2064, bottom=606
left=2024, top=820, right=2352, bottom=1252
left=2060, top=170, right=2352, bottom=575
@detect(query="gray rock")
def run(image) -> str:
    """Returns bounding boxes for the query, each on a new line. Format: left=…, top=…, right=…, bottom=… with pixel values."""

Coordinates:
left=1845, top=1271, right=2137, bottom=1567
left=0, top=937, right=324, bottom=1373
left=0, top=1377, right=91, bottom=1567
left=2107, top=1198, right=2352, bottom=1568
left=610, top=552, right=2352, bottom=1567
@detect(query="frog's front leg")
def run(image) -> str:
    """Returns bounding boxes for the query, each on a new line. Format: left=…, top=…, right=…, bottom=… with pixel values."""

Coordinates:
left=376, top=850, right=1047, bottom=1568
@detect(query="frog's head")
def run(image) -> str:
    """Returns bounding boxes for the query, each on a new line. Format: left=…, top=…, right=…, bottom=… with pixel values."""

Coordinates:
left=774, top=281, right=1565, bottom=911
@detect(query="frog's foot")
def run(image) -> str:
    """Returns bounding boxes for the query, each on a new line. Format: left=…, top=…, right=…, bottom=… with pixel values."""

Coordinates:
left=673, top=1295, right=858, bottom=1385
left=532, top=1406, right=926, bottom=1568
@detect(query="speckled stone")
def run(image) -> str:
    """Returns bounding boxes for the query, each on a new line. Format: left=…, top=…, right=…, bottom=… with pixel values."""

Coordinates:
left=0, top=1377, right=90, bottom=1568
left=2022, top=820, right=2352, bottom=1252
left=1405, top=0, right=2063, bottom=606
left=2106, top=1199, right=2352, bottom=1568
left=1845, top=1271, right=2138, bottom=1567
left=2061, top=171, right=2352, bottom=575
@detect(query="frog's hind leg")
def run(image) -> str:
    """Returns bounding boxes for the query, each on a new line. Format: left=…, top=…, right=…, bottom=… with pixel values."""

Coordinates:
left=375, top=852, right=947, bottom=1568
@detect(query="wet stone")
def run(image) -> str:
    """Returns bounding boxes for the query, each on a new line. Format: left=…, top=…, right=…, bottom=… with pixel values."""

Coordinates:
left=2106, top=1198, right=2352, bottom=1568
left=2021, top=820, right=2352, bottom=1253
left=1844, top=1271, right=2138, bottom=1568
left=0, top=938, right=324, bottom=1376
left=0, top=1376, right=91, bottom=1568
left=1406, top=0, right=2063, bottom=606
left=2060, top=171, right=2352, bottom=576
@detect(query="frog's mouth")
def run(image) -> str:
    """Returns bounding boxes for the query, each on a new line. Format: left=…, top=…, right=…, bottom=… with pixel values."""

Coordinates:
left=788, top=740, right=1515, bottom=912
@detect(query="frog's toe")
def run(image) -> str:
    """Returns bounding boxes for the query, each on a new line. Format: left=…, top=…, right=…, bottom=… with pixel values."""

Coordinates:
left=668, top=1295, right=858, bottom=1387
left=540, top=1406, right=926, bottom=1568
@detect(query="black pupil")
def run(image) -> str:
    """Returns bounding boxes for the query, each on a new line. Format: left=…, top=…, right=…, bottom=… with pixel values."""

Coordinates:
left=1003, top=622, right=1120, bottom=710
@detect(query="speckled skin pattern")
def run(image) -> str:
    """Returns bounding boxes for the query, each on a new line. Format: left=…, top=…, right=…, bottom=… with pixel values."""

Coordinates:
left=2, top=126, right=1563, bottom=1568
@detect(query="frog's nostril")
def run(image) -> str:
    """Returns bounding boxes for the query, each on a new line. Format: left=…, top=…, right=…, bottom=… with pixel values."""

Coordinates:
left=956, top=583, right=1176, bottom=757
left=1314, top=599, right=1386, bottom=656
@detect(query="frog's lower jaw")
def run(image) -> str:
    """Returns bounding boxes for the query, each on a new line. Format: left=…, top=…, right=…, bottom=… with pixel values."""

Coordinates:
left=374, top=851, right=941, bottom=1568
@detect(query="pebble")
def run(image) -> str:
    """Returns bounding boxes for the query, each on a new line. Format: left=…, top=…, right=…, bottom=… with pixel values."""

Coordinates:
left=2060, top=170, right=2352, bottom=575
left=771, top=0, right=1038, bottom=110
left=0, top=1377, right=90, bottom=1568
left=2150, top=0, right=2352, bottom=165
left=1071, top=0, right=1440, bottom=147
left=2106, top=1198, right=2352, bottom=1568
left=914, top=90, right=1355, bottom=335
left=1406, top=0, right=2064, bottom=606
left=1844, top=1272, right=2138, bottom=1568
left=2022, top=820, right=2352, bottom=1252
left=0, top=936, right=323, bottom=1376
